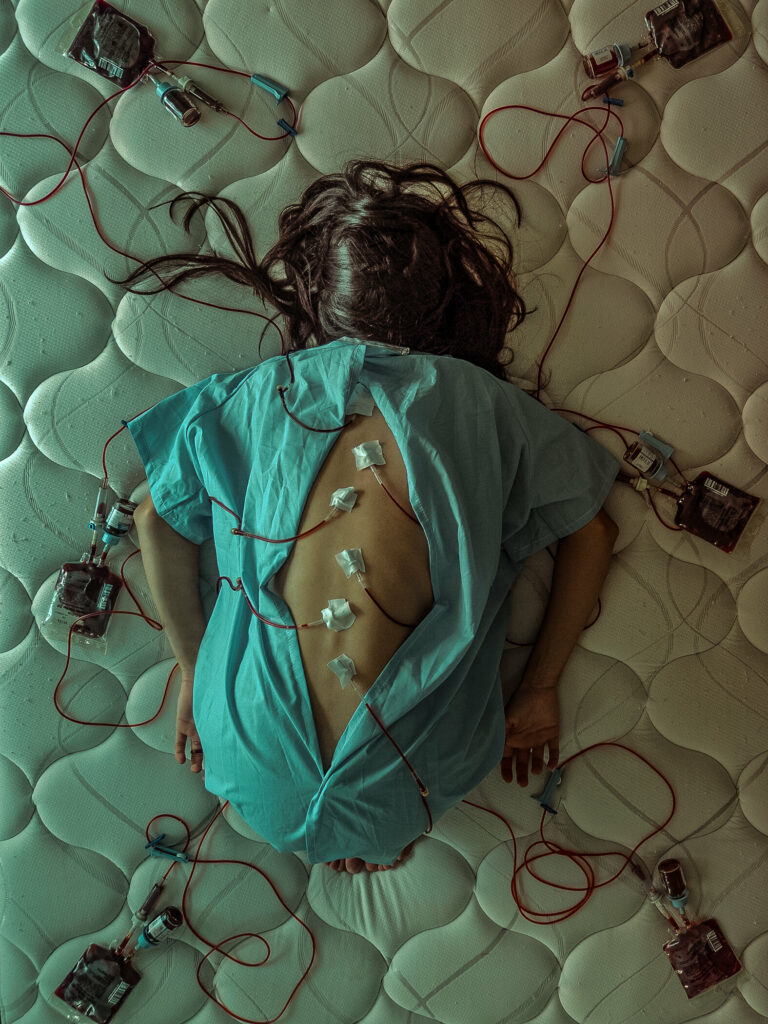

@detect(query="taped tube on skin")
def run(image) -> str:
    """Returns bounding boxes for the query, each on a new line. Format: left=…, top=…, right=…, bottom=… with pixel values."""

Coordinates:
left=346, top=387, right=375, bottom=417
left=327, top=653, right=357, bottom=689
left=330, top=486, right=358, bottom=512
left=321, top=598, right=356, bottom=631
left=351, top=441, right=385, bottom=470
left=335, top=548, right=365, bottom=578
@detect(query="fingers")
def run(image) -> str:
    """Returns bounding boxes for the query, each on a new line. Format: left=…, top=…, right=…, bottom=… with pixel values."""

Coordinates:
left=547, top=739, right=560, bottom=770
left=175, top=731, right=204, bottom=773
left=189, top=743, right=204, bottom=773
left=174, top=733, right=186, bottom=764
left=501, top=745, right=556, bottom=786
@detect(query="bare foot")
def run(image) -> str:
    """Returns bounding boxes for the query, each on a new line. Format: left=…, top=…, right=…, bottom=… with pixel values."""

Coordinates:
left=326, top=840, right=416, bottom=873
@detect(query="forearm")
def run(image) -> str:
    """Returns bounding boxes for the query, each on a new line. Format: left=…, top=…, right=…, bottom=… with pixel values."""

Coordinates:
left=134, top=511, right=208, bottom=674
left=522, top=509, right=618, bottom=690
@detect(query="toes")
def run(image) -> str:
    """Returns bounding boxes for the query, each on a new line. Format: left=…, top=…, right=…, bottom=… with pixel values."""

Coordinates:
left=327, top=852, right=413, bottom=874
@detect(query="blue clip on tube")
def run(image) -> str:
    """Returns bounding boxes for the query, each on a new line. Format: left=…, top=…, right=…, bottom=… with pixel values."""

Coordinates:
left=250, top=74, right=289, bottom=103
left=145, top=834, right=190, bottom=863
left=531, top=767, right=563, bottom=814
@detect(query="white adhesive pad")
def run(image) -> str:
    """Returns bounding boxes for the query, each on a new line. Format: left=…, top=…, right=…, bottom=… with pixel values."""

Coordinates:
left=329, top=486, right=358, bottom=511
left=335, top=548, right=365, bottom=577
left=351, top=441, right=385, bottom=469
left=327, top=653, right=357, bottom=688
left=346, top=385, right=376, bottom=417
left=321, top=598, right=356, bottom=631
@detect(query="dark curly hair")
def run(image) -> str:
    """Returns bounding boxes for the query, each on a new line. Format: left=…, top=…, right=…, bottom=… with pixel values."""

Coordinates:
left=112, top=159, right=530, bottom=381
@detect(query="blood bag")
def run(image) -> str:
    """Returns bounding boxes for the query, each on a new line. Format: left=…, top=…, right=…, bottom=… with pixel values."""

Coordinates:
left=644, top=0, right=732, bottom=69
left=42, top=556, right=122, bottom=649
left=53, top=943, right=141, bottom=1024
left=674, top=473, right=759, bottom=552
left=61, top=0, right=156, bottom=87
left=663, top=919, right=741, bottom=997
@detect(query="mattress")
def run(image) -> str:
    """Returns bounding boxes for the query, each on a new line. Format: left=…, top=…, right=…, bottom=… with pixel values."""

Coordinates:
left=1, top=0, right=767, bottom=1022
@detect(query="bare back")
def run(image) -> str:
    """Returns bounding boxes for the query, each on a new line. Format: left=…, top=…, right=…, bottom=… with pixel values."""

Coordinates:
left=272, top=406, right=434, bottom=772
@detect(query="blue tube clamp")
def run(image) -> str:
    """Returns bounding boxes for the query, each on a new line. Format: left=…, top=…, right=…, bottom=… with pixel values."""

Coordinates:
left=145, top=834, right=190, bottom=862
left=531, top=767, right=563, bottom=814
left=250, top=73, right=288, bottom=103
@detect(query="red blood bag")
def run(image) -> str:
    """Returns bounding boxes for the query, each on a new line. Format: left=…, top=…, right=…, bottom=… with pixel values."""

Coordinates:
left=53, top=943, right=141, bottom=1023
left=644, top=0, right=733, bottom=69
left=63, top=0, right=156, bottom=87
left=663, top=919, right=741, bottom=997
left=674, top=473, right=760, bottom=552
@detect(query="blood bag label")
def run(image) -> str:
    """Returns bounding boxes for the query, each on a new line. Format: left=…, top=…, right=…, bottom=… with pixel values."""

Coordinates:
left=107, top=980, right=131, bottom=1005
left=704, top=477, right=729, bottom=496
left=653, top=0, right=678, bottom=15
left=631, top=449, right=655, bottom=472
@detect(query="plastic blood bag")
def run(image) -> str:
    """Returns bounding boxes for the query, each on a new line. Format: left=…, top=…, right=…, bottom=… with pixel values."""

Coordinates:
left=644, top=0, right=733, bottom=69
left=63, top=0, right=156, bottom=86
left=653, top=858, right=741, bottom=997
left=674, top=473, right=759, bottom=552
left=54, top=943, right=141, bottom=1023
left=42, top=556, right=123, bottom=647
left=663, top=920, right=742, bottom=997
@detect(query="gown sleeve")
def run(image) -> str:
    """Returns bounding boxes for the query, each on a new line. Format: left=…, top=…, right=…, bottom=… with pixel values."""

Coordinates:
left=499, top=385, right=621, bottom=563
left=125, top=373, right=233, bottom=544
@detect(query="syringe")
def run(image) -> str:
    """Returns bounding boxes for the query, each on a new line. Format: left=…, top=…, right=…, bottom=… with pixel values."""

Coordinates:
left=88, top=479, right=111, bottom=562
left=647, top=887, right=683, bottom=930
left=114, top=880, right=165, bottom=956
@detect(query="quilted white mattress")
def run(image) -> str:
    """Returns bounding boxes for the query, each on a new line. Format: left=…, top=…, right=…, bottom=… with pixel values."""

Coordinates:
left=2, top=0, right=768, bottom=1022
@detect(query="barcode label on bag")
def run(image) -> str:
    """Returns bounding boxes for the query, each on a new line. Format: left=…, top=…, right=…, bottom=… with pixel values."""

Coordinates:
left=107, top=980, right=131, bottom=1005
left=652, top=0, right=678, bottom=14
left=704, top=477, right=729, bottom=496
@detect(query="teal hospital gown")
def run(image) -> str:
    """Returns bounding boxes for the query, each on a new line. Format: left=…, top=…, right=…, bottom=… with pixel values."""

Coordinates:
left=126, top=336, right=619, bottom=865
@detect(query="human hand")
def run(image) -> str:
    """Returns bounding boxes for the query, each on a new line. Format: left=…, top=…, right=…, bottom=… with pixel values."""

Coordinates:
left=500, top=683, right=559, bottom=787
left=175, top=668, right=203, bottom=774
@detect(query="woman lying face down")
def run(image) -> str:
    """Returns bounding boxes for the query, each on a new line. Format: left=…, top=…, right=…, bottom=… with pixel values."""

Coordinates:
left=124, top=159, right=618, bottom=872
